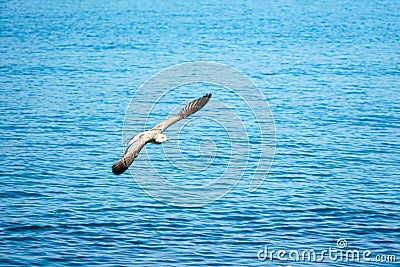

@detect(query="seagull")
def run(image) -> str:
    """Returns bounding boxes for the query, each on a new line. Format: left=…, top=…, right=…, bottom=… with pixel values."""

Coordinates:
left=112, top=93, right=212, bottom=175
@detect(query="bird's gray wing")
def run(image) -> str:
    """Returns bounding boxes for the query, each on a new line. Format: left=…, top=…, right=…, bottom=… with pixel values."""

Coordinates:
left=152, top=93, right=212, bottom=132
left=112, top=132, right=153, bottom=175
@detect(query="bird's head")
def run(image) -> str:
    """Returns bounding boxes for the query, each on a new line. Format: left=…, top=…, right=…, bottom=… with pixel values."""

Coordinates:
left=154, top=133, right=169, bottom=144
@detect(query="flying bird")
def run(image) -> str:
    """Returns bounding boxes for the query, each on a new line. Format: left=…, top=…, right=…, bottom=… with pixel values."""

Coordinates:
left=112, top=93, right=212, bottom=175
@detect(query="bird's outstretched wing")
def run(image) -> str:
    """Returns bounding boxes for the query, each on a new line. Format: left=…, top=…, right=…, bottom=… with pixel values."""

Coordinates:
left=112, top=132, right=153, bottom=175
left=152, top=93, right=212, bottom=132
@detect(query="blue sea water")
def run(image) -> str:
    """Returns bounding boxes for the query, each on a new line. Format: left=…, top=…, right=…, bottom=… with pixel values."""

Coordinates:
left=1, top=0, right=399, bottom=266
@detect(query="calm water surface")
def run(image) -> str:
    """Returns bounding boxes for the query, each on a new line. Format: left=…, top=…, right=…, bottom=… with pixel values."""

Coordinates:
left=1, top=0, right=399, bottom=266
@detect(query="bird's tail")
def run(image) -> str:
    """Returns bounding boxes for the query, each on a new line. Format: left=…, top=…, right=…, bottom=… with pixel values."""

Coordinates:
left=112, top=158, right=129, bottom=175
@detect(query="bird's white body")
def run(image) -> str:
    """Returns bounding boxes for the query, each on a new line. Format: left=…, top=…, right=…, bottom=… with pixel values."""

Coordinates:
left=152, top=133, right=168, bottom=144
left=126, top=131, right=168, bottom=146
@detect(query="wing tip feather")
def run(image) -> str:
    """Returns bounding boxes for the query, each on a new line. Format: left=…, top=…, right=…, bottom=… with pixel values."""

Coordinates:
left=112, top=159, right=128, bottom=175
